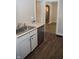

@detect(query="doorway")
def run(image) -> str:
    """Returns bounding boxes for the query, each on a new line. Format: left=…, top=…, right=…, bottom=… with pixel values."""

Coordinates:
left=45, top=2, right=58, bottom=33
left=45, top=5, right=50, bottom=24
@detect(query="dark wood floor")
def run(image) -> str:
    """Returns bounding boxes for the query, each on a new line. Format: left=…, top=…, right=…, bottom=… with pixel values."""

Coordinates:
left=24, top=32, right=63, bottom=59
left=45, top=23, right=56, bottom=33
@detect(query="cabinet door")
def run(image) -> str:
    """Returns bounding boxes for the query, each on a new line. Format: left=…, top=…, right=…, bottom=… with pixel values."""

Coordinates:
left=16, top=38, right=21, bottom=59
left=30, top=34, right=37, bottom=51
left=16, top=37, right=31, bottom=59
left=19, top=37, right=31, bottom=59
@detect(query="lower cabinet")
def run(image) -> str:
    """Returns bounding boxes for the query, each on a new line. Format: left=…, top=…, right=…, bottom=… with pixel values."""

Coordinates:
left=16, top=29, right=38, bottom=59
left=19, top=37, right=31, bottom=59
left=16, top=37, right=31, bottom=59
left=30, top=34, right=37, bottom=51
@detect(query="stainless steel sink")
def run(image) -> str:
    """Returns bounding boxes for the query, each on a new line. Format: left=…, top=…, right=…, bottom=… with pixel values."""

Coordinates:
left=16, top=26, right=35, bottom=35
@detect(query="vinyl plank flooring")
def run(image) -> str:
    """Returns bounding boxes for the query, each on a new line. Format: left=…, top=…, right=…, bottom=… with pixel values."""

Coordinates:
left=45, top=23, right=56, bottom=33
left=24, top=33, right=63, bottom=59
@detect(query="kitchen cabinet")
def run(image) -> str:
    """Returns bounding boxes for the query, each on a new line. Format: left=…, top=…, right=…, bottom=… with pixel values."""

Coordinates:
left=16, top=33, right=31, bottom=59
left=16, top=29, right=38, bottom=59
left=30, top=34, right=37, bottom=51
left=19, top=37, right=31, bottom=59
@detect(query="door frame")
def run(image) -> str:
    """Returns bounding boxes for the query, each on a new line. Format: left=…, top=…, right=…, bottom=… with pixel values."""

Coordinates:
left=35, top=0, right=60, bottom=35
left=45, top=5, right=50, bottom=24
left=45, top=0, right=58, bottom=34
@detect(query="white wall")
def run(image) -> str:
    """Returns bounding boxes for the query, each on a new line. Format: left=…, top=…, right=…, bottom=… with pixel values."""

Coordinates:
left=51, top=2, right=57, bottom=23
left=56, top=0, right=63, bottom=36
left=41, top=0, right=45, bottom=24
left=36, top=0, right=41, bottom=1
left=36, top=1, right=41, bottom=23
left=16, top=0, right=35, bottom=23
left=46, top=0, right=58, bottom=2
left=35, top=0, right=45, bottom=24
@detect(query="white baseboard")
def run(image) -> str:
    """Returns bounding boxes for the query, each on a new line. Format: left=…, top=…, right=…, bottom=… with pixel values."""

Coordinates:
left=56, top=33, right=63, bottom=36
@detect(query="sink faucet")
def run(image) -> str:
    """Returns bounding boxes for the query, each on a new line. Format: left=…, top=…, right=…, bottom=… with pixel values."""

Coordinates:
left=17, top=23, right=21, bottom=29
left=31, top=17, right=36, bottom=23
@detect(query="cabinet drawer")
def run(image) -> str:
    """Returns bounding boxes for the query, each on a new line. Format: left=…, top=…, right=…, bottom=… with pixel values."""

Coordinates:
left=17, top=33, right=30, bottom=41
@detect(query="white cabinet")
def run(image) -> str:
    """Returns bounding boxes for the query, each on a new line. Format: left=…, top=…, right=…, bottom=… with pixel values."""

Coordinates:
left=30, top=34, right=37, bottom=51
left=19, top=37, right=30, bottom=59
left=30, top=29, right=37, bottom=51
left=16, top=38, right=20, bottom=59
left=16, top=29, right=38, bottom=59
left=16, top=34, right=31, bottom=59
